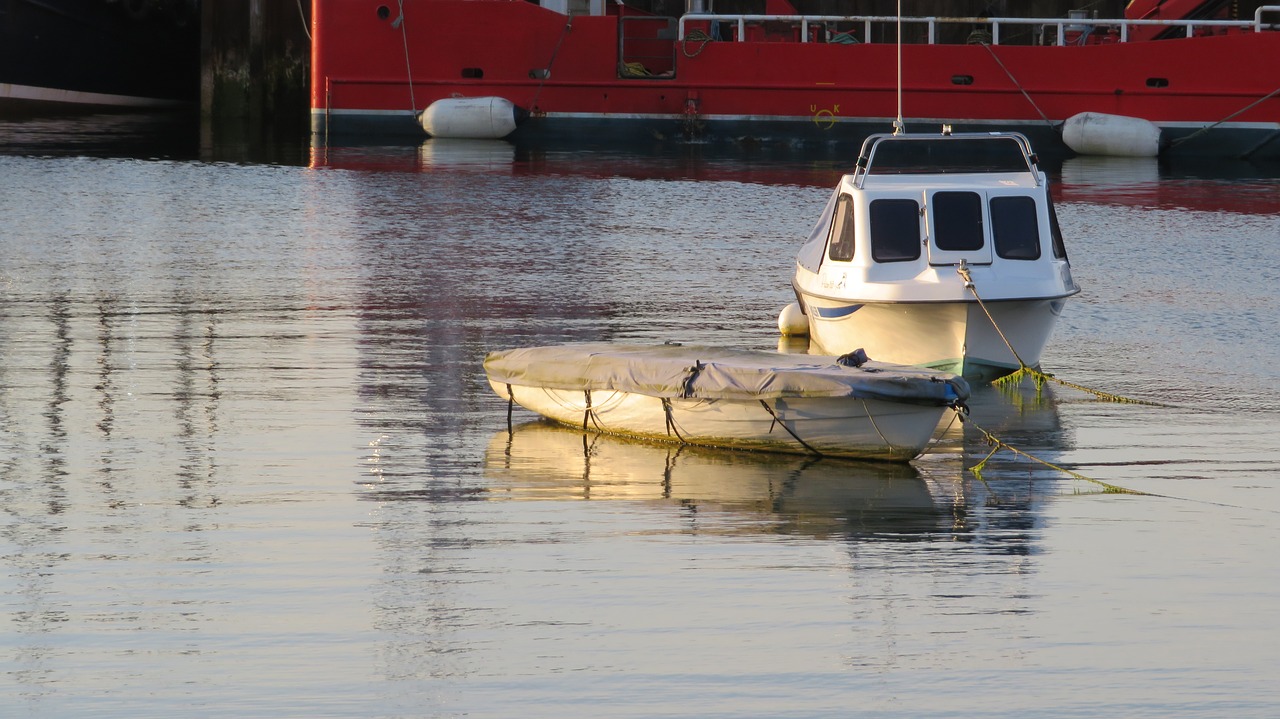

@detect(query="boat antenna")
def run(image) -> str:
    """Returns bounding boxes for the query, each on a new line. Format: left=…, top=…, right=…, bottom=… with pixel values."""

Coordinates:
left=893, top=0, right=904, bottom=135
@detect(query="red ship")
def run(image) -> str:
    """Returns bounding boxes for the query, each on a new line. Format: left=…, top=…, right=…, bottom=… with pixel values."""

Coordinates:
left=310, top=0, right=1280, bottom=159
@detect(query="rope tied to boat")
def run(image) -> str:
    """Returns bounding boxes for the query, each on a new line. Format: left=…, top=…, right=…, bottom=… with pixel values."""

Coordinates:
left=1167, top=85, right=1280, bottom=154
left=659, top=361, right=702, bottom=443
left=505, top=383, right=515, bottom=432
left=294, top=0, right=311, bottom=42
left=394, top=0, right=417, bottom=114
left=622, top=62, right=651, bottom=77
left=682, top=29, right=713, bottom=57
left=957, top=261, right=1028, bottom=371
left=680, top=360, right=704, bottom=398
left=531, top=18, right=574, bottom=113
left=859, top=398, right=898, bottom=453
left=955, top=410, right=1150, bottom=495
left=582, top=388, right=595, bottom=430
left=957, top=264, right=1167, bottom=406
left=977, top=43, right=1058, bottom=132
left=758, top=400, right=824, bottom=457
left=661, top=397, right=688, bottom=443
left=955, top=409, right=1278, bottom=512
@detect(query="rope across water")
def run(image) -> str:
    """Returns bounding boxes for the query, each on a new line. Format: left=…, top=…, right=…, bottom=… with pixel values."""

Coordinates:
left=957, top=263, right=1167, bottom=406
left=958, top=411, right=1148, bottom=495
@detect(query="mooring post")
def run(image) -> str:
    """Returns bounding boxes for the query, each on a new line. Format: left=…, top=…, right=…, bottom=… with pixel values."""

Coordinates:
left=200, top=0, right=311, bottom=159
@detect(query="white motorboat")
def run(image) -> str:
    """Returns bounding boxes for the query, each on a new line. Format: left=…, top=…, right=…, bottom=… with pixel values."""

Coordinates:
left=483, top=343, right=969, bottom=462
left=789, top=131, right=1081, bottom=383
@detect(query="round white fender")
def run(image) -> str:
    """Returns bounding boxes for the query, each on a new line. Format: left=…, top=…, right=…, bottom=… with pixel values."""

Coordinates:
left=1062, top=112, right=1162, bottom=157
left=420, top=97, right=523, bottom=139
left=778, top=302, right=809, bottom=336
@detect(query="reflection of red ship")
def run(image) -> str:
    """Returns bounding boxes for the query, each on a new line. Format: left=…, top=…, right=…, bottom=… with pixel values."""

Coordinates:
left=310, top=0, right=1280, bottom=159
left=309, top=139, right=848, bottom=186
left=309, top=140, right=1280, bottom=216
left=1055, top=155, right=1280, bottom=214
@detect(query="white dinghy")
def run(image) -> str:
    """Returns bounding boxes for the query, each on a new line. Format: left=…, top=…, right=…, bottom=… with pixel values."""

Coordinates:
left=484, top=343, right=969, bottom=462
left=790, top=131, right=1081, bottom=383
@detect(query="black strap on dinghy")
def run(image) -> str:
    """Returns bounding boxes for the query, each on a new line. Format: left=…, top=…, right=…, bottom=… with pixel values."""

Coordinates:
left=758, top=400, right=824, bottom=457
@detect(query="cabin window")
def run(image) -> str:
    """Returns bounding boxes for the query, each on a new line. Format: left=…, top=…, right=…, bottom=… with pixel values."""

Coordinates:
left=990, top=196, right=1041, bottom=260
left=827, top=194, right=856, bottom=262
left=1049, top=200, right=1068, bottom=260
left=932, top=191, right=984, bottom=251
left=869, top=199, right=921, bottom=263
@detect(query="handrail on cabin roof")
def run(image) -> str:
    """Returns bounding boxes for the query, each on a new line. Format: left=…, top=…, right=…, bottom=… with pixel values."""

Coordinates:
left=851, top=132, right=1040, bottom=189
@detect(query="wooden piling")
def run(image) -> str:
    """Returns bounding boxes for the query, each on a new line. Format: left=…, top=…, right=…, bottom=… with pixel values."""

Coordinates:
left=199, top=0, right=310, bottom=156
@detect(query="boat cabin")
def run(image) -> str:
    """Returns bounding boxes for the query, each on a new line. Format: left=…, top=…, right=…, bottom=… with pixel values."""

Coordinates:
left=797, top=132, right=1071, bottom=301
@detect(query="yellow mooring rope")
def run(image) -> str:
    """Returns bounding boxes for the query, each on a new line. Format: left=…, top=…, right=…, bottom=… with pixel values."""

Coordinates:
left=955, top=409, right=1280, bottom=513
left=950, top=267, right=1280, bottom=511
left=957, top=411, right=1150, bottom=496
left=956, top=263, right=1168, bottom=407
left=993, top=365, right=1168, bottom=406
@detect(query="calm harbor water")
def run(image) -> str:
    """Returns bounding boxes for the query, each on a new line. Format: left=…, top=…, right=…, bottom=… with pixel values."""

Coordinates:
left=1, top=115, right=1279, bottom=718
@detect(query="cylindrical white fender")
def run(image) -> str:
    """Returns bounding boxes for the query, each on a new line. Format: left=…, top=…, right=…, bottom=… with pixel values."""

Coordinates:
left=420, top=97, right=523, bottom=139
left=1062, top=112, right=1162, bottom=157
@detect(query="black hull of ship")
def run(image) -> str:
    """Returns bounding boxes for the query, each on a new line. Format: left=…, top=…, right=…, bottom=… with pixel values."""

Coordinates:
left=0, top=0, right=200, bottom=114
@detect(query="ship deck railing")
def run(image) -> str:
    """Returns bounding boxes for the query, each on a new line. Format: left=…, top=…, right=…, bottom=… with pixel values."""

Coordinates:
left=677, top=6, right=1280, bottom=46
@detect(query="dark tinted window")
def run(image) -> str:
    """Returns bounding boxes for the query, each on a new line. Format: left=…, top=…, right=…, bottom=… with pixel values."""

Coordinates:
left=870, top=199, right=921, bottom=262
left=1049, top=199, right=1068, bottom=260
left=990, top=196, right=1041, bottom=260
left=827, top=194, right=856, bottom=262
left=933, top=191, right=984, bottom=251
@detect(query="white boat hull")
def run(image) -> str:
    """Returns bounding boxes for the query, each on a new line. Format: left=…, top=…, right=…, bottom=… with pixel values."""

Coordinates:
left=490, top=379, right=952, bottom=462
left=800, top=296, right=1066, bottom=384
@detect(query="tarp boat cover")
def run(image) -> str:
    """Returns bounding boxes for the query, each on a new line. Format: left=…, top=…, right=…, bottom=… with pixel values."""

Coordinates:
left=484, top=343, right=969, bottom=407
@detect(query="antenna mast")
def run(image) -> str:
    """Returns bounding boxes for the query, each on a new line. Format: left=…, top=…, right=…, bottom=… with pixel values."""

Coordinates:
left=893, top=0, right=904, bottom=135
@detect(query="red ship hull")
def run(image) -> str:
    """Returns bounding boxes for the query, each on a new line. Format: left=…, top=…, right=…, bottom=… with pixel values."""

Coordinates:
left=310, top=0, right=1280, bottom=159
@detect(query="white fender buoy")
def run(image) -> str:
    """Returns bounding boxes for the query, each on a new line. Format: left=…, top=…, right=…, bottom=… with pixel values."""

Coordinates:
left=1062, top=112, right=1161, bottom=158
left=420, top=97, right=524, bottom=139
left=778, top=302, right=809, bottom=336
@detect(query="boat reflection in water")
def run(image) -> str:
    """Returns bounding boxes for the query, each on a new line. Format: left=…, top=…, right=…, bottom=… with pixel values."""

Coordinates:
left=485, top=420, right=971, bottom=540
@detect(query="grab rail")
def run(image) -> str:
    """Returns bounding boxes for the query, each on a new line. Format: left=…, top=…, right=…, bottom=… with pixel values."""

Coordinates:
left=677, top=7, right=1280, bottom=46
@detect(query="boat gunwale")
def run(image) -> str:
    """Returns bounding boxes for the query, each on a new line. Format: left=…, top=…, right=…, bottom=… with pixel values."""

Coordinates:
left=793, top=288, right=1082, bottom=306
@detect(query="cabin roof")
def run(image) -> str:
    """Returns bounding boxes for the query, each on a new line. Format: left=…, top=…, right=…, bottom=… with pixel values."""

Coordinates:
left=849, top=172, right=1042, bottom=190
left=858, top=133, right=1038, bottom=177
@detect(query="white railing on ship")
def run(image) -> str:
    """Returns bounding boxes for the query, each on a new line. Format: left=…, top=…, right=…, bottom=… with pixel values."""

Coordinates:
left=677, top=6, right=1280, bottom=45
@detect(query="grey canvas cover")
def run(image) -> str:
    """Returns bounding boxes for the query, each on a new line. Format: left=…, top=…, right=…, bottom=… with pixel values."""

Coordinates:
left=484, top=344, right=969, bottom=406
